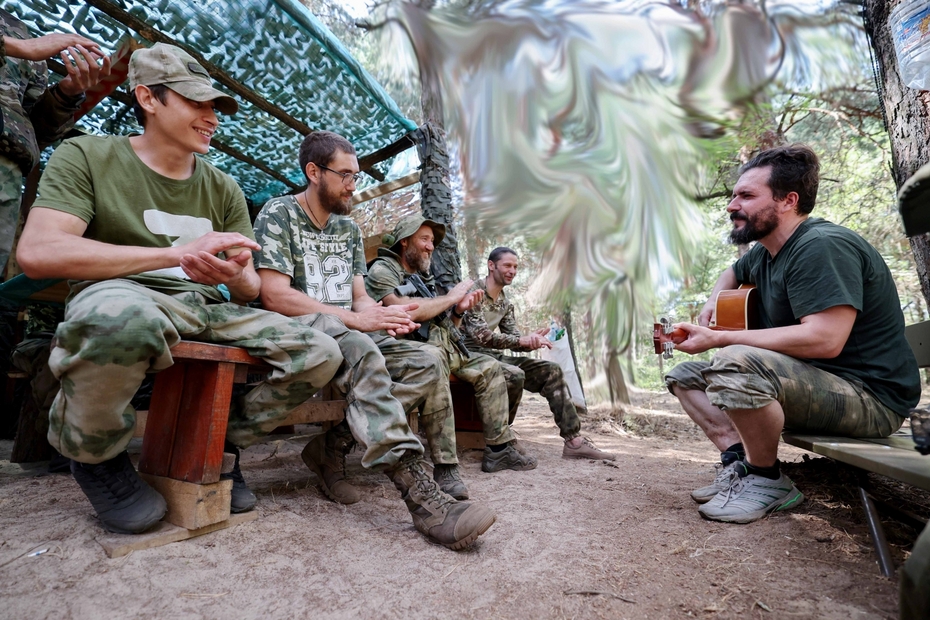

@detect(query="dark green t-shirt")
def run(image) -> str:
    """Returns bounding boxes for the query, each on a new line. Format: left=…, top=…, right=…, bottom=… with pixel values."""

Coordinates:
left=33, top=135, right=254, bottom=301
left=732, top=218, right=920, bottom=415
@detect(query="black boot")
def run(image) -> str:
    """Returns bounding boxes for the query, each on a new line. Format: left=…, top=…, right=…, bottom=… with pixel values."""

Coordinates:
left=70, top=452, right=166, bottom=534
left=222, top=441, right=257, bottom=513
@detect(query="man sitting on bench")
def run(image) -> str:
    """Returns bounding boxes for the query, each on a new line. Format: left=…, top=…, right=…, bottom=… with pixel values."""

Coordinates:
left=461, top=246, right=615, bottom=461
left=366, top=215, right=538, bottom=474
left=253, top=130, right=473, bottom=502
left=16, top=44, right=495, bottom=550
left=664, top=143, right=920, bottom=523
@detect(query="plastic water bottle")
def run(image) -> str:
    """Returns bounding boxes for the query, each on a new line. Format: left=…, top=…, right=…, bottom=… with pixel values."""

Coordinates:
left=548, top=320, right=559, bottom=341
left=891, top=0, right=930, bottom=91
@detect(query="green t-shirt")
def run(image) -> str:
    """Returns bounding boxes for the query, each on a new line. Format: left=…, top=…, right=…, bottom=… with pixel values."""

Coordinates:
left=365, top=248, right=408, bottom=304
left=33, top=135, right=253, bottom=301
left=732, top=217, right=920, bottom=415
left=252, top=194, right=365, bottom=310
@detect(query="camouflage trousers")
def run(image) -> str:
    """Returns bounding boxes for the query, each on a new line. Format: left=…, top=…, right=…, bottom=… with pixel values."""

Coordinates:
left=665, top=345, right=903, bottom=438
left=374, top=334, right=456, bottom=465
left=291, top=315, right=427, bottom=469
left=476, top=349, right=581, bottom=439
left=48, top=279, right=343, bottom=464
left=0, top=154, right=23, bottom=277
left=420, top=327, right=516, bottom=446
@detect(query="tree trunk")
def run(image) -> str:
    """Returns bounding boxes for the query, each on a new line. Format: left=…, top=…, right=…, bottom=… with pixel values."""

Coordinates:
left=863, top=0, right=930, bottom=304
left=606, top=348, right=631, bottom=407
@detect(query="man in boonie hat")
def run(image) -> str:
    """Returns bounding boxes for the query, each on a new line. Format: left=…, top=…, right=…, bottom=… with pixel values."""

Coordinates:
left=15, top=43, right=346, bottom=535
left=367, top=214, right=538, bottom=474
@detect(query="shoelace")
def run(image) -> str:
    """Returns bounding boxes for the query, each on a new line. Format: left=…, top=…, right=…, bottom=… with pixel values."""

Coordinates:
left=436, top=467, right=462, bottom=483
left=410, top=463, right=454, bottom=509
left=85, top=458, right=141, bottom=501
left=717, top=469, right=744, bottom=506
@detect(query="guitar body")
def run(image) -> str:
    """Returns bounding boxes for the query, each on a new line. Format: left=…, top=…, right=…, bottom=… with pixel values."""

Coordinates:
left=653, top=284, right=758, bottom=358
left=712, top=284, right=759, bottom=331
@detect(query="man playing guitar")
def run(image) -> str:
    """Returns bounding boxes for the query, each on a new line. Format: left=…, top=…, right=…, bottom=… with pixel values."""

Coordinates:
left=665, top=144, right=920, bottom=523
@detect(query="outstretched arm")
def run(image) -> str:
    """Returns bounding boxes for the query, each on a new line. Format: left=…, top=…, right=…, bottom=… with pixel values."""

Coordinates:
left=18, top=207, right=262, bottom=301
left=381, top=278, right=477, bottom=323
left=674, top=305, right=856, bottom=359
left=259, top=272, right=419, bottom=336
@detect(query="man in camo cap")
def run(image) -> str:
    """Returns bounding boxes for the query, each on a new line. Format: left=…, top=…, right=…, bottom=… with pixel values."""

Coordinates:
left=15, top=43, right=347, bottom=536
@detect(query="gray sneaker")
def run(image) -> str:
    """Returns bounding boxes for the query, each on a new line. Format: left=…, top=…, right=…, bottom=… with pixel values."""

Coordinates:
left=481, top=443, right=538, bottom=473
left=691, top=461, right=740, bottom=504
left=698, top=467, right=804, bottom=523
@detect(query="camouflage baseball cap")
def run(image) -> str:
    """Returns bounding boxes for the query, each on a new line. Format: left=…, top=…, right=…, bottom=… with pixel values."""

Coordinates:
left=383, top=214, right=446, bottom=248
left=129, top=43, right=238, bottom=115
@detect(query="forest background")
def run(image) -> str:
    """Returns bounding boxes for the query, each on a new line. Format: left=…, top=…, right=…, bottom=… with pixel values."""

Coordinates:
left=300, top=0, right=923, bottom=406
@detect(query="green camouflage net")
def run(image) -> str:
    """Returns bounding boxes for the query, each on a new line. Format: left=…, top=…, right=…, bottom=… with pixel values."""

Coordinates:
left=13, top=0, right=417, bottom=205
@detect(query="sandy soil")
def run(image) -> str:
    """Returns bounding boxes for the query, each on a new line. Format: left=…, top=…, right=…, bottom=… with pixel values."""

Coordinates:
left=0, top=389, right=924, bottom=620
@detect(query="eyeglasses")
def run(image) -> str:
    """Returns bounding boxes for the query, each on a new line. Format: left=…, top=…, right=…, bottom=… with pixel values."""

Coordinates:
left=317, top=164, right=361, bottom=185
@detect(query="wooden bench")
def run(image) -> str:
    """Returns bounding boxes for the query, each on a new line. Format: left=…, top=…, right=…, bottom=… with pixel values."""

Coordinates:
left=781, top=319, right=930, bottom=577
left=133, top=341, right=347, bottom=535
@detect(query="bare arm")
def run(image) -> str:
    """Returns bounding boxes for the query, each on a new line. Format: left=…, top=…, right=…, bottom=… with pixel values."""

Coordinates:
left=380, top=279, right=476, bottom=323
left=698, top=266, right=740, bottom=327
left=18, top=207, right=262, bottom=300
left=674, top=305, right=857, bottom=359
left=4, top=33, right=104, bottom=62
left=259, top=272, right=419, bottom=335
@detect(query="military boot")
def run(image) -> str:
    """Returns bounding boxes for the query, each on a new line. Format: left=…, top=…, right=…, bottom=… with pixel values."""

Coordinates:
left=221, top=441, right=257, bottom=513
left=301, top=431, right=361, bottom=505
left=433, top=463, right=469, bottom=500
left=387, top=451, right=496, bottom=550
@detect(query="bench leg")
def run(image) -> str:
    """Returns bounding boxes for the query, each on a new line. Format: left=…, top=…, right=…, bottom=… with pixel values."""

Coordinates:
left=139, top=359, right=235, bottom=484
left=859, top=484, right=895, bottom=577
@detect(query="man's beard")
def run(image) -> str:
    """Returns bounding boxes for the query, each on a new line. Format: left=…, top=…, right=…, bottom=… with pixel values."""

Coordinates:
left=729, top=205, right=778, bottom=245
left=403, top=243, right=431, bottom=273
left=318, top=178, right=352, bottom=216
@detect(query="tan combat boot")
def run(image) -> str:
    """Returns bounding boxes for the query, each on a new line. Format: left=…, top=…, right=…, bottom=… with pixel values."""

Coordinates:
left=387, top=451, right=496, bottom=550
left=301, top=431, right=361, bottom=504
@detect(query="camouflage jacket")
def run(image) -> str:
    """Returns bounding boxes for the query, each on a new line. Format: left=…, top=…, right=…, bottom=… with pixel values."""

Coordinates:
left=461, top=276, right=529, bottom=353
left=0, top=9, right=82, bottom=173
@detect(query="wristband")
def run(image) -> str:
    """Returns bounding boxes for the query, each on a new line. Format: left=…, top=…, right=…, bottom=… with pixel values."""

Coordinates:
left=452, top=307, right=465, bottom=319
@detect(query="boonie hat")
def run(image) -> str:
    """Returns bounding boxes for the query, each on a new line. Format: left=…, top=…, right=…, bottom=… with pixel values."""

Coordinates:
left=383, top=214, right=446, bottom=248
left=129, top=43, right=238, bottom=115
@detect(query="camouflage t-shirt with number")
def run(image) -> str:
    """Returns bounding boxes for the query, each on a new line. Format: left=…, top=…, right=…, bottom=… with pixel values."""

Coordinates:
left=253, top=194, right=364, bottom=310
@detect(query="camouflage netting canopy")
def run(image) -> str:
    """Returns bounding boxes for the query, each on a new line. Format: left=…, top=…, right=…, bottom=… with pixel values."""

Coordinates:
left=14, top=0, right=418, bottom=207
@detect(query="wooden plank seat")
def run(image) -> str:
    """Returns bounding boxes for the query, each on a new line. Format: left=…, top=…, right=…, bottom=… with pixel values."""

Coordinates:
left=136, top=340, right=346, bottom=532
left=780, top=319, right=930, bottom=577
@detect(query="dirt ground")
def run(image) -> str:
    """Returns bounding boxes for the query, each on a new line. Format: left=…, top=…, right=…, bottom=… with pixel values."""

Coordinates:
left=1, top=388, right=926, bottom=619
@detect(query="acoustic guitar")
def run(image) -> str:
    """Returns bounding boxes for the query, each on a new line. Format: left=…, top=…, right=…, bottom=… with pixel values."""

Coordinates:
left=653, top=284, right=759, bottom=359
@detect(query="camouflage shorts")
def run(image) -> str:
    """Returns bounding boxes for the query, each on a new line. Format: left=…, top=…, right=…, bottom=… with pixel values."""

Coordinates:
left=665, top=345, right=903, bottom=438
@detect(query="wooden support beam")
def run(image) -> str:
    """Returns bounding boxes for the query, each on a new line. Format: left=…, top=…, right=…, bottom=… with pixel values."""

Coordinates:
left=81, top=0, right=314, bottom=135
left=352, top=171, right=421, bottom=205
left=357, top=132, right=417, bottom=171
